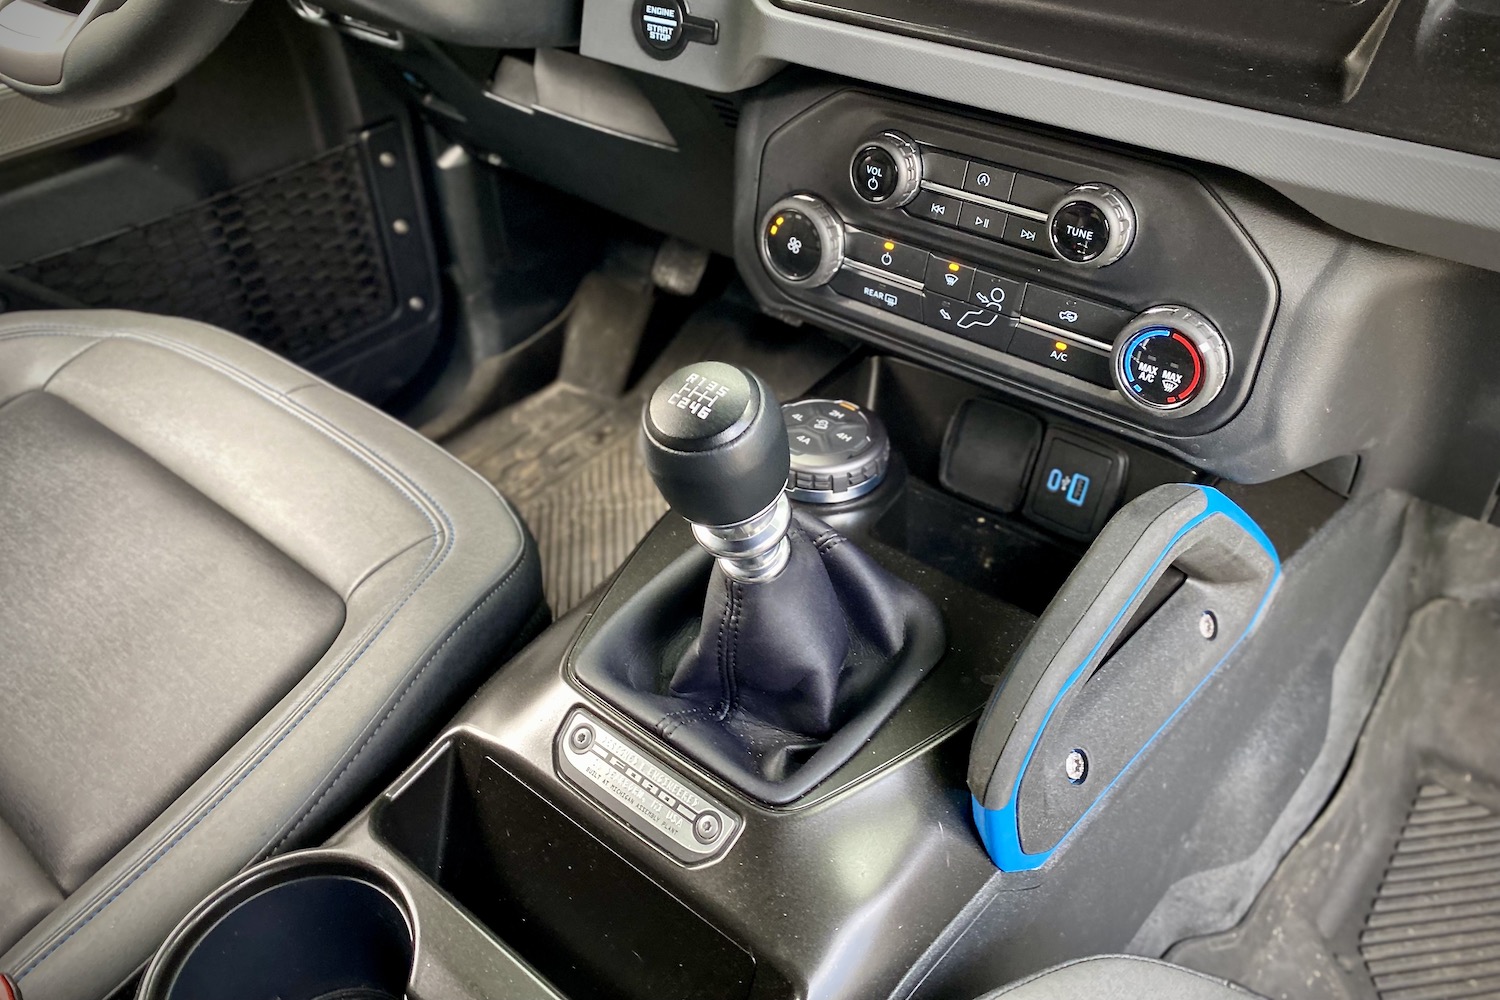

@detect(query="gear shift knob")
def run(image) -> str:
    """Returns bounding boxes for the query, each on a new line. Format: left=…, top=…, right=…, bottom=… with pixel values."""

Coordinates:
left=642, top=362, right=792, bottom=582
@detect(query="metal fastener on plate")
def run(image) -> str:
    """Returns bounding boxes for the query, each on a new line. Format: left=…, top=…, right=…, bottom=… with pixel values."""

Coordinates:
left=693, top=811, right=722, bottom=843
left=1064, top=749, right=1089, bottom=784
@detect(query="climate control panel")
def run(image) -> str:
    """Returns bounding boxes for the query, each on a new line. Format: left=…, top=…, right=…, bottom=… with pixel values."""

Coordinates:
left=743, top=91, right=1277, bottom=434
left=760, top=196, right=1229, bottom=414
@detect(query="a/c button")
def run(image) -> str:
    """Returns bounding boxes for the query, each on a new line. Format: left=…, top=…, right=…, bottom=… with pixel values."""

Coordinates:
left=1007, top=327, right=1113, bottom=387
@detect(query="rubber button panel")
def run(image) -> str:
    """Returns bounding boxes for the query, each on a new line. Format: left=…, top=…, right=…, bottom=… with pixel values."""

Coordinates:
left=1007, top=326, right=1114, bottom=387
left=924, top=254, right=977, bottom=299
left=961, top=162, right=1015, bottom=200
left=905, top=192, right=963, bottom=227
left=923, top=293, right=1013, bottom=350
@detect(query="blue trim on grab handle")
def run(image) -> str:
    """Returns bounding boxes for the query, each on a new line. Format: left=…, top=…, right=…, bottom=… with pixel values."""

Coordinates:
left=972, top=485, right=1280, bottom=872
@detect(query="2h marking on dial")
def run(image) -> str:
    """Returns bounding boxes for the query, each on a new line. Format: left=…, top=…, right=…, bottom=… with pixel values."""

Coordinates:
left=668, top=372, right=729, bottom=420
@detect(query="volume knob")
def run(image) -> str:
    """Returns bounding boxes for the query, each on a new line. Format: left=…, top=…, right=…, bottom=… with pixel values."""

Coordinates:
left=759, top=194, right=844, bottom=288
left=849, top=131, right=922, bottom=208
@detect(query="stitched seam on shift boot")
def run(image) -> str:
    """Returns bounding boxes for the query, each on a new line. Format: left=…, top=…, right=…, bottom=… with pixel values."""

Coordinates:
left=814, top=530, right=846, bottom=555
left=0, top=324, right=500, bottom=981
left=658, top=705, right=716, bottom=738
left=655, top=705, right=698, bottom=737
left=718, top=581, right=743, bottom=722
left=711, top=584, right=733, bottom=718
left=272, top=551, right=532, bottom=850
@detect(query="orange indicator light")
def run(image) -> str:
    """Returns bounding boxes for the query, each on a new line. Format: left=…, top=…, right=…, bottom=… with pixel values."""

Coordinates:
left=948, top=262, right=961, bottom=272
left=883, top=241, right=895, bottom=251
left=1055, top=342, right=1068, bottom=351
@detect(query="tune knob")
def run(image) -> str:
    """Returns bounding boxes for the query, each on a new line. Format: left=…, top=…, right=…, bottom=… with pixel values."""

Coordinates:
left=1112, top=306, right=1228, bottom=418
left=849, top=131, right=922, bottom=208
left=759, top=194, right=844, bottom=288
left=1047, top=183, right=1136, bottom=267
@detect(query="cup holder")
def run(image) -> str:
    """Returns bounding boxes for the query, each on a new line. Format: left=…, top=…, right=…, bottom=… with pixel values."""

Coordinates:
left=137, top=853, right=414, bottom=1000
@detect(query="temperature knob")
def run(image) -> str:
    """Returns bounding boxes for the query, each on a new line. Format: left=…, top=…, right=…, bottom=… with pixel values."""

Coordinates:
left=759, top=194, right=844, bottom=287
left=849, top=131, right=922, bottom=208
left=1112, top=306, right=1228, bottom=418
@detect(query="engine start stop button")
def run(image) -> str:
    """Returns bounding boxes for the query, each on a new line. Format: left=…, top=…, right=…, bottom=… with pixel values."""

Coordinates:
left=632, top=0, right=717, bottom=58
left=636, top=0, right=684, bottom=50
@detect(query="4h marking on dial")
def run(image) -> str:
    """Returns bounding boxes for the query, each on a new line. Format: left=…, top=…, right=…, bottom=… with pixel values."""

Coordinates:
left=668, top=372, right=729, bottom=420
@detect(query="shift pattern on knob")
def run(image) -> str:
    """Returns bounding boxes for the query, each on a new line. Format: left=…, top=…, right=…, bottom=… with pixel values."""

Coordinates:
left=642, top=361, right=791, bottom=531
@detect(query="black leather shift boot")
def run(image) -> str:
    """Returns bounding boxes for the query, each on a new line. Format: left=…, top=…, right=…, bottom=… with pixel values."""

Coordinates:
left=573, top=511, right=946, bottom=804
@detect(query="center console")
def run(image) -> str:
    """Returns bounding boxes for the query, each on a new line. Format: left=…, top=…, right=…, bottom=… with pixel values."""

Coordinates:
left=745, top=90, right=1277, bottom=436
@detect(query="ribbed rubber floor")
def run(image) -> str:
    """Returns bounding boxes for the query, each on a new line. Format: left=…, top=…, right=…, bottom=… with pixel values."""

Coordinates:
left=446, top=384, right=666, bottom=615
left=1361, top=784, right=1500, bottom=1000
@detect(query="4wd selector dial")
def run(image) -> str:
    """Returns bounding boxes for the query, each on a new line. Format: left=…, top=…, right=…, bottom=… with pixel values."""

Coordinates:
left=1112, top=306, right=1228, bottom=418
left=849, top=131, right=922, bottom=207
left=1048, top=183, right=1136, bottom=267
left=759, top=194, right=843, bottom=287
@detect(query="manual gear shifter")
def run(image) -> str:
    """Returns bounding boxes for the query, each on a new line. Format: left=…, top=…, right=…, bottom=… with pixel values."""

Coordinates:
left=574, top=361, right=945, bottom=802
left=641, top=362, right=794, bottom=583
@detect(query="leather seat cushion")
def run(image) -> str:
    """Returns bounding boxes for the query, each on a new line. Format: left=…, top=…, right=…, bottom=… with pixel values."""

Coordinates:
left=0, top=311, right=544, bottom=1000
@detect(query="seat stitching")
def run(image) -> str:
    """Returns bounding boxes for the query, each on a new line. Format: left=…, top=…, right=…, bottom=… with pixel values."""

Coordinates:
left=273, top=556, right=532, bottom=849
left=0, top=321, right=529, bottom=980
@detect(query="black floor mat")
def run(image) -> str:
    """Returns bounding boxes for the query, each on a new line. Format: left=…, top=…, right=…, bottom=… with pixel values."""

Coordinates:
left=447, top=383, right=665, bottom=616
left=1171, top=509, right=1500, bottom=1000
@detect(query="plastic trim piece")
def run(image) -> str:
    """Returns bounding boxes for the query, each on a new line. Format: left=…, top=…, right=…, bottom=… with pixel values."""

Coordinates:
left=971, top=485, right=1280, bottom=872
